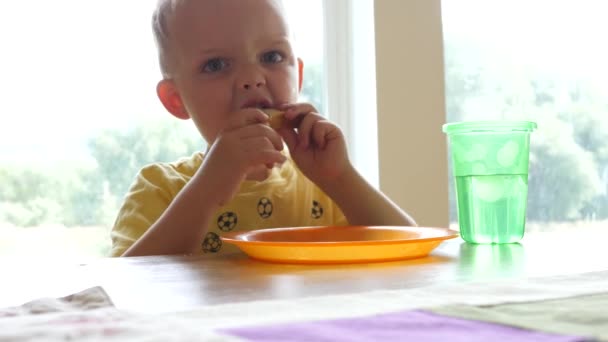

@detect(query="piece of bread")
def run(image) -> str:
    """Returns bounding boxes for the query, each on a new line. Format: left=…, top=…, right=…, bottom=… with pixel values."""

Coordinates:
left=262, top=109, right=285, bottom=130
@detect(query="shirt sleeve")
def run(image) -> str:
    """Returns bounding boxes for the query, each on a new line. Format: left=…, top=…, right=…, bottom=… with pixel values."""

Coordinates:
left=109, top=164, right=176, bottom=257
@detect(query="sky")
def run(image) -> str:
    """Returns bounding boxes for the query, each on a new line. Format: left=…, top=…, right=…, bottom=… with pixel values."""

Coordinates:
left=441, top=0, right=608, bottom=78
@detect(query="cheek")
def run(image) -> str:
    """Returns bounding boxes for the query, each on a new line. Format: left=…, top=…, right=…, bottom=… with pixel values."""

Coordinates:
left=275, top=69, right=300, bottom=102
left=181, top=82, right=232, bottom=143
left=290, top=75, right=299, bottom=99
left=184, top=80, right=233, bottom=114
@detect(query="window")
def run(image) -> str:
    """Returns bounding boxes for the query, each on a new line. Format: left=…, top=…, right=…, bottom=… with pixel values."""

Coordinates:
left=0, top=0, right=327, bottom=258
left=442, top=0, right=608, bottom=230
left=323, top=0, right=379, bottom=187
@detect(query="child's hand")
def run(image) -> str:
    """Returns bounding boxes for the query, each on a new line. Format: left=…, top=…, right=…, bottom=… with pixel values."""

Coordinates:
left=200, top=108, right=287, bottom=206
left=277, top=103, right=352, bottom=187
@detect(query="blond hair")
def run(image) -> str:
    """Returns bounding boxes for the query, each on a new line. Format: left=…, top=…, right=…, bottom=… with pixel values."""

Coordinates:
left=152, top=0, right=180, bottom=78
left=152, top=0, right=292, bottom=78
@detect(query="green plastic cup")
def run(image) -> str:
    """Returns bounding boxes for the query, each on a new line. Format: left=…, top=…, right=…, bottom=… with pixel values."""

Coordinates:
left=443, top=121, right=537, bottom=244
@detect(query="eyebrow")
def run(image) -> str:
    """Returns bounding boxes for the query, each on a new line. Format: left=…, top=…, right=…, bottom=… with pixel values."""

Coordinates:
left=265, top=37, right=292, bottom=46
left=197, top=48, right=225, bottom=57
left=197, top=36, right=292, bottom=55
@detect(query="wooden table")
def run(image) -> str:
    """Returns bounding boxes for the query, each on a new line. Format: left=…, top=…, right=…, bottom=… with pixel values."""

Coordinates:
left=2, top=229, right=607, bottom=313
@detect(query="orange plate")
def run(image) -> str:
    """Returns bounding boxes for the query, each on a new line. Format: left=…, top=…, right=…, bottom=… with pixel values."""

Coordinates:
left=221, top=226, right=459, bottom=264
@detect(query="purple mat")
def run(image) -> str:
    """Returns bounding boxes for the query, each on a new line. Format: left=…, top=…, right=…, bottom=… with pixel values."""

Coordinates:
left=222, top=309, right=588, bottom=342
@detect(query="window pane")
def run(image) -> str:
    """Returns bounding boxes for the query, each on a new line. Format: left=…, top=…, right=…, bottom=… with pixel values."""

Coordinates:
left=284, top=0, right=326, bottom=113
left=442, top=0, right=608, bottom=231
left=0, top=1, right=326, bottom=258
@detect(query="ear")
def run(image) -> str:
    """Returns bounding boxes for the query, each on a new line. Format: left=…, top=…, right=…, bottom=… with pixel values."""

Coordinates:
left=297, top=58, right=304, bottom=92
left=157, top=79, right=190, bottom=120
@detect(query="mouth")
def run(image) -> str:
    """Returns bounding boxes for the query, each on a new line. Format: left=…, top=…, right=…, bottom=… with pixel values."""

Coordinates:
left=241, top=98, right=272, bottom=109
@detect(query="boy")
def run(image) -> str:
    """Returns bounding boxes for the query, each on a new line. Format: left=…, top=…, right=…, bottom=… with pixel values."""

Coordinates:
left=110, top=0, right=416, bottom=257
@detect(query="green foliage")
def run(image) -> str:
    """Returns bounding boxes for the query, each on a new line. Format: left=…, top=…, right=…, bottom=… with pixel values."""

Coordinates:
left=300, top=62, right=325, bottom=113
left=0, top=199, right=60, bottom=227
left=61, top=168, right=107, bottom=227
left=1, top=60, right=326, bottom=230
left=444, top=40, right=483, bottom=121
left=89, top=120, right=202, bottom=202
left=0, top=120, right=201, bottom=228
left=444, top=37, right=608, bottom=221
left=527, top=117, right=602, bottom=220
left=563, top=105, right=608, bottom=165
left=0, top=166, right=105, bottom=227
left=0, top=168, right=57, bottom=203
left=1, top=54, right=605, bottom=227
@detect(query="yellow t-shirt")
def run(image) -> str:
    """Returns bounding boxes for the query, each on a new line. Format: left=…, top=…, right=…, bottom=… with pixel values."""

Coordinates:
left=110, top=152, right=348, bottom=257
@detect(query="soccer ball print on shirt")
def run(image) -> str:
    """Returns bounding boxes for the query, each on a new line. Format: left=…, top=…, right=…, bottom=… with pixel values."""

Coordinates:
left=257, top=197, right=273, bottom=219
left=202, top=232, right=222, bottom=253
left=311, top=200, right=324, bottom=219
left=202, top=198, right=327, bottom=253
left=217, top=212, right=238, bottom=232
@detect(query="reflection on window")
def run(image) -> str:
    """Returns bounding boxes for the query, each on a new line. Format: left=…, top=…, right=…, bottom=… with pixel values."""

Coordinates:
left=0, top=0, right=325, bottom=258
left=442, top=0, right=608, bottom=230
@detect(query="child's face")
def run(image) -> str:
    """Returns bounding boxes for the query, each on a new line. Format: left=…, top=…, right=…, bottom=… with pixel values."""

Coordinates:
left=159, top=0, right=302, bottom=144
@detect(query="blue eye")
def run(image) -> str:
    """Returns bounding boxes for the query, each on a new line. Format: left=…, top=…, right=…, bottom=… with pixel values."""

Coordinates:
left=201, top=58, right=228, bottom=73
left=261, top=51, right=284, bottom=64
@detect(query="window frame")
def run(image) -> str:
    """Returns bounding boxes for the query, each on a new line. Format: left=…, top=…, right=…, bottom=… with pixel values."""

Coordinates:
left=322, top=0, right=380, bottom=188
left=373, top=0, right=449, bottom=227
left=325, top=0, right=449, bottom=227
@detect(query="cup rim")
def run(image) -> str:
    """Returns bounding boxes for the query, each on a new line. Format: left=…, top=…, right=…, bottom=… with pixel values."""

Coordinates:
left=442, top=121, right=537, bottom=135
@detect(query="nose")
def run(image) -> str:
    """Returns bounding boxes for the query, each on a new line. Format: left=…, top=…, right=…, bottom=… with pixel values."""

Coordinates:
left=238, top=65, right=266, bottom=90
left=243, top=82, right=264, bottom=90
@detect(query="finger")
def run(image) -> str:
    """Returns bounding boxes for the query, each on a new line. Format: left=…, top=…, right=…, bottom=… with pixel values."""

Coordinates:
left=297, top=112, right=324, bottom=149
left=223, top=108, right=269, bottom=131
left=241, top=136, right=287, bottom=164
left=311, top=120, right=334, bottom=149
left=234, top=123, right=284, bottom=151
left=246, top=165, right=272, bottom=182
left=278, top=126, right=298, bottom=152
left=279, top=102, right=319, bottom=120
left=246, top=149, right=287, bottom=168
